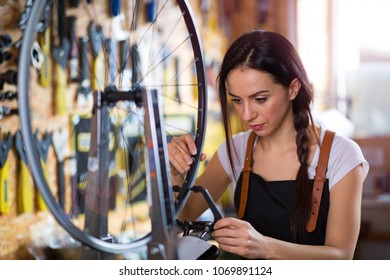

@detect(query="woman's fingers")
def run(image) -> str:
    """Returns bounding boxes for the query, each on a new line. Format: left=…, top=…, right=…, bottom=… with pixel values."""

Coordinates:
left=213, top=217, right=242, bottom=230
left=212, top=217, right=264, bottom=259
left=200, top=153, right=207, bottom=162
left=168, top=135, right=195, bottom=174
left=213, top=218, right=252, bottom=244
left=168, top=134, right=207, bottom=176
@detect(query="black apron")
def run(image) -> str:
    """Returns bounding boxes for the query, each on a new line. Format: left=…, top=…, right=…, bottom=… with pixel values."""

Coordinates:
left=234, top=172, right=330, bottom=245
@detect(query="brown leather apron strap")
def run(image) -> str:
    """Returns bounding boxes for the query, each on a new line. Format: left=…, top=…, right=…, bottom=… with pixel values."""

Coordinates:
left=237, top=129, right=335, bottom=233
left=306, top=130, right=335, bottom=232
left=237, top=131, right=257, bottom=219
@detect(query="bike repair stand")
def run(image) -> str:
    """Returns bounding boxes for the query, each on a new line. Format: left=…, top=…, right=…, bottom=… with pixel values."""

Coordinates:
left=81, top=88, right=177, bottom=259
left=143, top=88, right=177, bottom=260
left=82, top=90, right=115, bottom=260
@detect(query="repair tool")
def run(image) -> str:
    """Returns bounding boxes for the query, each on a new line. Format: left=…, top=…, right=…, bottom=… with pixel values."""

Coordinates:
left=119, top=39, right=131, bottom=90
left=72, top=115, right=91, bottom=215
left=15, top=130, right=34, bottom=213
left=0, top=69, right=17, bottom=88
left=0, top=49, right=12, bottom=65
left=34, top=130, right=52, bottom=211
left=0, top=106, right=18, bottom=120
left=145, top=0, right=156, bottom=22
left=69, top=0, right=80, bottom=8
left=67, top=15, right=79, bottom=82
left=0, top=90, right=17, bottom=101
left=110, top=0, right=128, bottom=41
left=51, top=128, right=67, bottom=210
left=37, top=1, right=52, bottom=87
left=72, top=114, right=116, bottom=215
left=0, top=131, right=13, bottom=214
left=18, top=0, right=33, bottom=30
left=52, top=0, right=70, bottom=115
left=0, top=34, right=12, bottom=65
left=0, top=34, right=12, bottom=51
left=88, top=21, right=104, bottom=91
left=105, top=38, right=117, bottom=86
left=76, top=36, right=92, bottom=107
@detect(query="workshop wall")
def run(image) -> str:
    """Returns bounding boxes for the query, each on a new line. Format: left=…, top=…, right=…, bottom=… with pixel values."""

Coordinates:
left=0, top=0, right=132, bottom=259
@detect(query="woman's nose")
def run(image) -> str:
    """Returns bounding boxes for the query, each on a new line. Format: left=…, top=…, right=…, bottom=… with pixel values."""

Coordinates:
left=242, top=102, right=256, bottom=122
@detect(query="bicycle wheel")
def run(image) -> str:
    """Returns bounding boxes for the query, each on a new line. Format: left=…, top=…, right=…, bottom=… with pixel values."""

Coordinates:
left=18, top=0, right=207, bottom=257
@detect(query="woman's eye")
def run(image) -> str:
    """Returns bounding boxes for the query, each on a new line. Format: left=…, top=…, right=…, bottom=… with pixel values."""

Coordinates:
left=255, top=97, right=267, bottom=103
left=231, top=98, right=242, bottom=104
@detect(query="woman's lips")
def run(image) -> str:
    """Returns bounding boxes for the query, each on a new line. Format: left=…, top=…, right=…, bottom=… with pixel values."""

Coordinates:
left=249, top=124, right=265, bottom=131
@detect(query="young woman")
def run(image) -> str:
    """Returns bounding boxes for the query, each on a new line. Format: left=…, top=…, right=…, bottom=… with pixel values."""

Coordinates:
left=168, top=30, right=369, bottom=259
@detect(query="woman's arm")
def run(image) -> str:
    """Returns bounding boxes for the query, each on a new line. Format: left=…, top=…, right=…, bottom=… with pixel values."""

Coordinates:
left=182, top=152, right=232, bottom=220
left=212, top=164, right=365, bottom=259
left=168, top=135, right=231, bottom=221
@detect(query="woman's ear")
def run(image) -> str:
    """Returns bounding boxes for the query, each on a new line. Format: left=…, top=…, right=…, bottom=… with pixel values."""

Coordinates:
left=288, top=78, right=301, bottom=100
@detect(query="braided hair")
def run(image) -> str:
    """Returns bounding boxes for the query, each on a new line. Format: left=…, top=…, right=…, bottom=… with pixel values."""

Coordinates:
left=217, top=30, right=316, bottom=239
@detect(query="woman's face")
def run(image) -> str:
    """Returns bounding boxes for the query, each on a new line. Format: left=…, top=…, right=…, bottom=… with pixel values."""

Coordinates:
left=226, top=67, right=299, bottom=136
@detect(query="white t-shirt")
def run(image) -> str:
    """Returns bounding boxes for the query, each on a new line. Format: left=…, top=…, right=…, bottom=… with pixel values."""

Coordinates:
left=217, top=127, right=369, bottom=190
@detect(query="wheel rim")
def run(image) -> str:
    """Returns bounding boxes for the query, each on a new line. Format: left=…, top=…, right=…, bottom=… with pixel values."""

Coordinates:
left=18, top=0, right=207, bottom=255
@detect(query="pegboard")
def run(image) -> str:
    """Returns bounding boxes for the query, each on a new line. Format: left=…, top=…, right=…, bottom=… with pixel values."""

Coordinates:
left=0, top=0, right=118, bottom=259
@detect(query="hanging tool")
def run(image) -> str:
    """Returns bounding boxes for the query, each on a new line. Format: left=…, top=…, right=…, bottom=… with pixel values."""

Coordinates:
left=88, top=21, right=105, bottom=91
left=110, top=0, right=128, bottom=41
left=0, top=34, right=13, bottom=65
left=115, top=0, right=136, bottom=90
left=0, top=106, right=18, bottom=119
left=105, top=38, right=117, bottom=85
left=76, top=36, right=92, bottom=107
left=67, top=15, right=79, bottom=83
left=52, top=129, right=68, bottom=210
left=131, top=44, right=142, bottom=94
left=0, top=49, right=12, bottom=65
left=17, top=0, right=46, bottom=71
left=37, top=1, right=52, bottom=87
left=72, top=115, right=91, bottom=215
left=0, top=34, right=12, bottom=51
left=0, top=91, right=17, bottom=101
left=145, top=0, right=156, bottom=22
left=69, top=0, right=80, bottom=8
left=34, top=130, right=52, bottom=211
left=119, top=40, right=131, bottom=90
left=52, top=0, right=71, bottom=115
left=0, top=69, right=17, bottom=89
left=30, top=41, right=44, bottom=72
left=18, top=0, right=34, bottom=31
left=15, top=130, right=34, bottom=214
left=0, top=131, right=13, bottom=214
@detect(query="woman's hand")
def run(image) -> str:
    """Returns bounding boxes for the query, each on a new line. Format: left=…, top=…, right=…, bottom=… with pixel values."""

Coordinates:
left=212, top=217, right=269, bottom=259
left=167, top=134, right=207, bottom=184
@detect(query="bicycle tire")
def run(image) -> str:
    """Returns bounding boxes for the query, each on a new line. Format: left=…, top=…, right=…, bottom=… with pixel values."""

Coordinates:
left=18, top=0, right=207, bottom=256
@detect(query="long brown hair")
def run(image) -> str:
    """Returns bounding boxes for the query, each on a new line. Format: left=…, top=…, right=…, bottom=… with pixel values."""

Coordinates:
left=217, top=30, right=317, bottom=239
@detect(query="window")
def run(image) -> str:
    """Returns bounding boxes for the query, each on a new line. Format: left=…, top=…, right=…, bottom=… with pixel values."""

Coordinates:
left=298, top=0, right=390, bottom=136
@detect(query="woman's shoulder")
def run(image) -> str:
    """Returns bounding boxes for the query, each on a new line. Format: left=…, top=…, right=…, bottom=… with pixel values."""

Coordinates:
left=217, top=130, right=253, bottom=158
left=316, top=126, right=361, bottom=153
left=216, top=130, right=254, bottom=184
left=321, top=128, right=369, bottom=187
left=231, top=130, right=253, bottom=145
left=329, top=130, right=364, bottom=157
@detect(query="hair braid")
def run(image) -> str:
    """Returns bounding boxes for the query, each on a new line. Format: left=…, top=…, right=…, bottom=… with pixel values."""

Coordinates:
left=291, top=108, right=312, bottom=239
